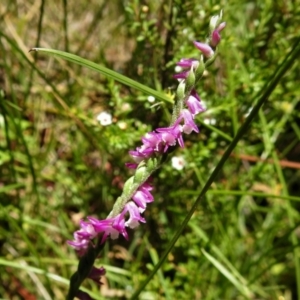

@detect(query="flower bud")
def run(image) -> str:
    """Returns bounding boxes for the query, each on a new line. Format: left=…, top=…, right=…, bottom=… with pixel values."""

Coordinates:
left=209, top=10, right=223, bottom=32
left=134, top=162, right=148, bottom=184
left=176, top=80, right=186, bottom=101
left=185, top=67, right=195, bottom=92
left=209, top=15, right=219, bottom=31
left=217, top=22, right=226, bottom=33
left=146, top=157, right=158, bottom=172
left=193, top=41, right=214, bottom=58
left=210, top=30, right=221, bottom=47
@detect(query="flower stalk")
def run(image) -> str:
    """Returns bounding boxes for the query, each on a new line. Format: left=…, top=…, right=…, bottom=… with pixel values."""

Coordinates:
left=67, top=10, right=226, bottom=299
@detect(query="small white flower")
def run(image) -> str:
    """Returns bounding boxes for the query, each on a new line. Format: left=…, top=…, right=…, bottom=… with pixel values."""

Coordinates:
left=147, top=95, right=155, bottom=103
left=118, top=121, right=127, bottom=130
left=182, top=28, right=188, bottom=35
left=171, top=156, right=186, bottom=171
left=175, top=65, right=182, bottom=73
left=97, top=111, right=112, bottom=126
left=203, top=117, right=216, bottom=125
left=121, top=103, right=131, bottom=111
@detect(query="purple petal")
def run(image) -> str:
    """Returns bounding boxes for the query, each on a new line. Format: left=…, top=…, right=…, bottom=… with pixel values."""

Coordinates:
left=216, top=22, right=226, bottom=32
left=176, top=58, right=199, bottom=69
left=125, top=162, right=138, bottom=169
left=173, top=70, right=190, bottom=79
left=186, top=94, right=205, bottom=116
left=156, top=123, right=183, bottom=150
left=67, top=238, right=90, bottom=252
left=124, top=201, right=146, bottom=228
left=132, top=186, right=154, bottom=212
left=193, top=41, right=214, bottom=58
left=180, top=109, right=199, bottom=134
left=211, top=30, right=221, bottom=47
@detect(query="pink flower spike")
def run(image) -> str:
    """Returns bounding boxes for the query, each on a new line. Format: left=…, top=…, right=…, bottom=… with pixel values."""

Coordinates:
left=193, top=41, right=214, bottom=58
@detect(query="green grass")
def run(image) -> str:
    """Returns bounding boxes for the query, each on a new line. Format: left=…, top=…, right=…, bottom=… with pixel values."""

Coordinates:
left=1, top=0, right=300, bottom=299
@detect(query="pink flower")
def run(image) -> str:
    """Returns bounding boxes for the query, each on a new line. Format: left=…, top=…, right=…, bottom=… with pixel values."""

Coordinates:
left=211, top=30, right=221, bottom=47
left=210, top=22, right=226, bottom=47
left=186, top=91, right=205, bottom=116
left=193, top=41, right=214, bottom=58
left=156, top=122, right=184, bottom=149
left=88, top=213, right=129, bottom=243
left=216, top=22, right=226, bottom=33
left=180, top=109, right=199, bottom=134
left=173, top=70, right=190, bottom=80
left=176, top=58, right=199, bottom=69
left=142, top=132, right=164, bottom=152
left=124, top=201, right=146, bottom=228
left=174, top=59, right=199, bottom=80
left=68, top=182, right=155, bottom=252
left=132, top=183, right=154, bottom=212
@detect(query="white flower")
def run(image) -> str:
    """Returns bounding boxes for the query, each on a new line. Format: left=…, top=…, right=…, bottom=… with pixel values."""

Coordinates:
left=96, top=111, right=112, bottom=126
left=118, top=121, right=127, bottom=130
left=171, top=156, right=186, bottom=171
left=147, top=95, right=155, bottom=103
left=174, top=65, right=182, bottom=73
left=203, top=117, right=216, bottom=125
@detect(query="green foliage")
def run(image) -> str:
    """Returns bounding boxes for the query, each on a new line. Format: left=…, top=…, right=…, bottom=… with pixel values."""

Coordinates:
left=1, top=0, right=300, bottom=299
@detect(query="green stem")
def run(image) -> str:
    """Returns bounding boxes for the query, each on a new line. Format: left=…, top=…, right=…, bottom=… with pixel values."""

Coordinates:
left=109, top=157, right=161, bottom=218
left=66, top=240, right=105, bottom=300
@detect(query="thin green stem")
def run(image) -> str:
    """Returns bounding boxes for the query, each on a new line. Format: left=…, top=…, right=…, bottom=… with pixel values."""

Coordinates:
left=66, top=240, right=105, bottom=300
left=24, top=0, right=45, bottom=101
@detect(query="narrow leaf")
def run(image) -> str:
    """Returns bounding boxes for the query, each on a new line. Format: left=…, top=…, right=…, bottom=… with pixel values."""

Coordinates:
left=201, top=248, right=253, bottom=298
left=29, top=48, right=173, bottom=104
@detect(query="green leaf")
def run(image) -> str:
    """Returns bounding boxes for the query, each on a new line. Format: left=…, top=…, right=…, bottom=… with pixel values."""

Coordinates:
left=201, top=248, right=253, bottom=298
left=29, top=48, right=173, bottom=104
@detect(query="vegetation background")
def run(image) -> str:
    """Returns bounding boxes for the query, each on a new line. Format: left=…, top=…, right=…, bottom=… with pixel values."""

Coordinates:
left=1, top=0, right=300, bottom=299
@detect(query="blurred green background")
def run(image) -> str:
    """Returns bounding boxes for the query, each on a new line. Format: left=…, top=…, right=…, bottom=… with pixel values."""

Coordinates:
left=1, top=0, right=300, bottom=299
